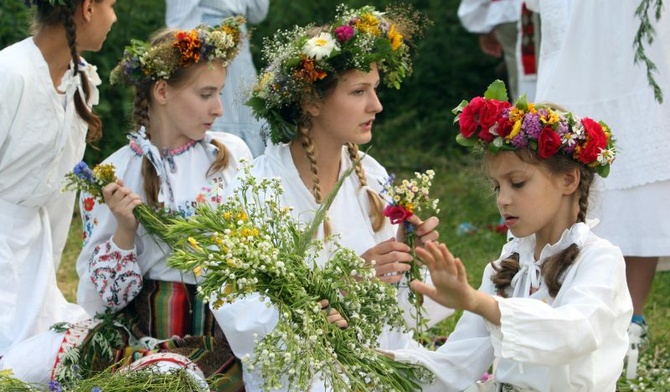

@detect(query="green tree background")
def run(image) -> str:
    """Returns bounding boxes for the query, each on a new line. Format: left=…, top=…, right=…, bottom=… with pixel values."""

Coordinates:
left=1, top=0, right=502, bottom=164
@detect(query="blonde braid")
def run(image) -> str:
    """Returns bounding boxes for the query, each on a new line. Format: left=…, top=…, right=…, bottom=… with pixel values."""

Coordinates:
left=298, top=127, right=331, bottom=238
left=345, top=143, right=385, bottom=232
left=207, top=138, right=231, bottom=177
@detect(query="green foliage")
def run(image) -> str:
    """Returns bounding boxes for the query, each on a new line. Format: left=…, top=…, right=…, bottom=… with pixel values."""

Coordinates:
left=0, top=2, right=32, bottom=48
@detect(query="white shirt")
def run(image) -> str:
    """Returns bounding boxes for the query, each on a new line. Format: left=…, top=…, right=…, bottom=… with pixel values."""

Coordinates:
left=391, top=222, right=632, bottom=392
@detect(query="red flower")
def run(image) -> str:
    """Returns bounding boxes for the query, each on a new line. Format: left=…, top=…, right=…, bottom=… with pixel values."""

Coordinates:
left=83, top=197, right=95, bottom=212
left=480, top=99, right=509, bottom=132
left=459, top=97, right=509, bottom=142
left=383, top=205, right=413, bottom=224
left=578, top=118, right=607, bottom=164
left=537, top=126, right=561, bottom=159
left=495, top=117, right=514, bottom=139
left=458, top=97, right=486, bottom=138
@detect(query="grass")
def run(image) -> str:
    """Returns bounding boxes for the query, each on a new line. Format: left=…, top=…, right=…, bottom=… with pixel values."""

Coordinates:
left=56, top=147, right=670, bottom=390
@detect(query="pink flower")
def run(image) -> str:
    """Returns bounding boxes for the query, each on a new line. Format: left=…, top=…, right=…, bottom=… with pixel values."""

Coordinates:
left=383, top=205, right=413, bottom=224
left=334, top=25, right=355, bottom=42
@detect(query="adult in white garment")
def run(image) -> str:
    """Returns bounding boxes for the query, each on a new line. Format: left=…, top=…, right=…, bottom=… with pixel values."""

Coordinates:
left=0, top=0, right=117, bottom=356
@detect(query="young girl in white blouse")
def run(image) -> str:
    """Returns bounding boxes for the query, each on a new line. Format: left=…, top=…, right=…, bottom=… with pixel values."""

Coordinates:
left=1, top=19, right=253, bottom=391
left=0, top=0, right=116, bottom=356
left=389, top=82, right=633, bottom=391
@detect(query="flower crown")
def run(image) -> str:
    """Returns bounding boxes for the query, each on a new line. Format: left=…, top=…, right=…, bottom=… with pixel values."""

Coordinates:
left=110, top=17, right=244, bottom=86
left=247, top=4, right=428, bottom=144
left=453, top=80, right=616, bottom=178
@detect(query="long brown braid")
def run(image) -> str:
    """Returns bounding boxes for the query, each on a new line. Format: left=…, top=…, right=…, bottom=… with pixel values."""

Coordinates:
left=133, top=29, right=231, bottom=206
left=33, top=0, right=103, bottom=143
left=490, top=151, right=595, bottom=298
left=297, top=125, right=332, bottom=238
left=345, top=143, right=385, bottom=232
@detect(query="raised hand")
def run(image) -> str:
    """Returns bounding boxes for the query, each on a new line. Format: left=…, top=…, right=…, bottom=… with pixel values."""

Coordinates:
left=410, top=241, right=501, bottom=325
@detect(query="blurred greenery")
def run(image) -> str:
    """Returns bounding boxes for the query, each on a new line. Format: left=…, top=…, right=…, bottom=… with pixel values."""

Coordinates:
left=1, top=0, right=501, bottom=164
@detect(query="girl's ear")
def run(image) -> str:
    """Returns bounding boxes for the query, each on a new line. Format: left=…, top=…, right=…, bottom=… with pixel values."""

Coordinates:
left=152, top=81, right=169, bottom=105
left=304, top=102, right=321, bottom=118
left=562, top=167, right=581, bottom=195
left=81, top=0, right=94, bottom=22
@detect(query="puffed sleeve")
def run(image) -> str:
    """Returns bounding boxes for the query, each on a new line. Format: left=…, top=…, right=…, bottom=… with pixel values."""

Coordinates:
left=76, top=190, right=144, bottom=315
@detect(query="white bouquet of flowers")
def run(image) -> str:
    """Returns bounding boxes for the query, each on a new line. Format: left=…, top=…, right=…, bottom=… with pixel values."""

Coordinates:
left=162, top=162, right=431, bottom=391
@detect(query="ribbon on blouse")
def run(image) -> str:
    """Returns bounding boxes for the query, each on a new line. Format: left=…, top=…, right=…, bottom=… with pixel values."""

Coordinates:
left=57, top=59, right=102, bottom=107
left=128, top=127, right=168, bottom=180
left=510, top=257, right=542, bottom=296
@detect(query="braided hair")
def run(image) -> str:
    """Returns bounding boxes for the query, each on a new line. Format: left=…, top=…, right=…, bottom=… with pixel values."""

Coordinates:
left=489, top=148, right=595, bottom=298
left=31, top=0, right=103, bottom=143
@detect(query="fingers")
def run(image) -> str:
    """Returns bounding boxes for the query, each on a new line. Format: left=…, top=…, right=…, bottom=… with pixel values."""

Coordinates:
left=409, top=279, right=438, bottom=299
left=103, top=182, right=142, bottom=230
left=321, top=300, right=348, bottom=329
left=405, top=215, right=440, bottom=244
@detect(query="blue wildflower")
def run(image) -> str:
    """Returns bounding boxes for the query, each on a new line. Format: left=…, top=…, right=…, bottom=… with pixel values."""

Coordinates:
left=73, top=161, right=94, bottom=182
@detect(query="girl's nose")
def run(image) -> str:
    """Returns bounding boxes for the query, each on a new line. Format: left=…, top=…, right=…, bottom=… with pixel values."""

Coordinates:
left=212, top=97, right=224, bottom=117
left=369, top=91, right=383, bottom=114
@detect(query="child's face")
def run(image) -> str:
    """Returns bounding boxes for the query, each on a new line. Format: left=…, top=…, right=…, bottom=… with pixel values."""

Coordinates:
left=307, top=63, right=383, bottom=147
left=488, top=152, right=578, bottom=249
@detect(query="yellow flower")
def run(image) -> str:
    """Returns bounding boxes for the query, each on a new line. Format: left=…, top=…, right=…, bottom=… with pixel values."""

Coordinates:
left=354, top=13, right=381, bottom=36
left=506, top=120, right=523, bottom=140
left=187, top=237, right=201, bottom=251
left=388, top=24, right=403, bottom=51
left=92, top=163, right=118, bottom=185
left=193, top=265, right=203, bottom=276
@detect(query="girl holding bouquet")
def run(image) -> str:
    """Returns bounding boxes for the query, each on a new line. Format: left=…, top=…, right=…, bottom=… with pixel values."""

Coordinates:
left=0, top=0, right=116, bottom=356
left=217, top=5, right=453, bottom=390
left=388, top=82, right=632, bottom=391
left=1, top=20, right=254, bottom=391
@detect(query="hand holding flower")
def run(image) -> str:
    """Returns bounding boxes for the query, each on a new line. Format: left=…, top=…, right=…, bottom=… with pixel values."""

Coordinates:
left=360, top=238, right=412, bottom=284
left=400, top=214, right=440, bottom=247
left=103, top=181, right=143, bottom=250
left=320, top=299, right=348, bottom=329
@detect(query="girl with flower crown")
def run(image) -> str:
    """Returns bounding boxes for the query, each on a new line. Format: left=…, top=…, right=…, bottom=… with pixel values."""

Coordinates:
left=215, top=5, right=453, bottom=391
left=1, top=20, right=258, bottom=391
left=386, top=81, right=633, bottom=391
left=0, top=0, right=116, bottom=356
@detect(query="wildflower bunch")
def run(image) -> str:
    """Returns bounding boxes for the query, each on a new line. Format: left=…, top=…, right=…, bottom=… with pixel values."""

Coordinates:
left=62, top=161, right=172, bottom=240
left=247, top=4, right=430, bottom=144
left=163, top=162, right=432, bottom=391
left=453, top=80, right=617, bottom=178
left=110, top=17, right=244, bottom=86
left=380, top=170, right=440, bottom=334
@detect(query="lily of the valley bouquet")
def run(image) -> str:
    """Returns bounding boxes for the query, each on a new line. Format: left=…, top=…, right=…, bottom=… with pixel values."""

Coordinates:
left=62, top=160, right=431, bottom=391
left=380, top=170, right=440, bottom=334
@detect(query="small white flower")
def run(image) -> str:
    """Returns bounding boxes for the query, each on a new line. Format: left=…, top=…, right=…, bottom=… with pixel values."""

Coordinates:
left=303, top=33, right=340, bottom=60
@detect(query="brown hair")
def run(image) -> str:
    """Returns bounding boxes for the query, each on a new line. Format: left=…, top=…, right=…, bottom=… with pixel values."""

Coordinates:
left=489, top=148, right=595, bottom=298
left=132, top=29, right=230, bottom=206
left=32, top=0, right=103, bottom=143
